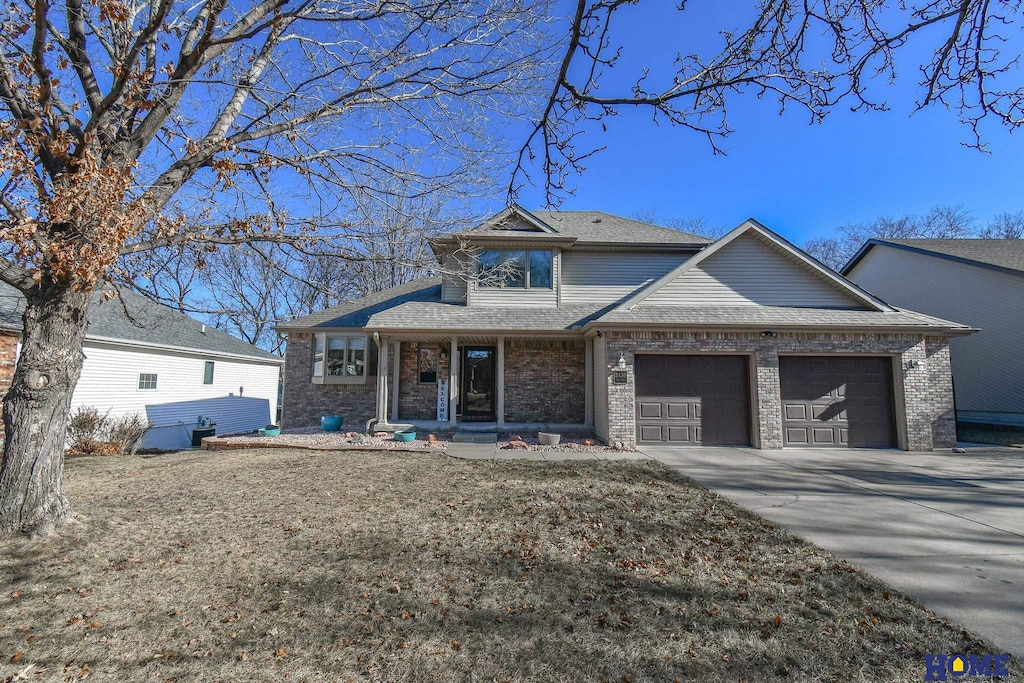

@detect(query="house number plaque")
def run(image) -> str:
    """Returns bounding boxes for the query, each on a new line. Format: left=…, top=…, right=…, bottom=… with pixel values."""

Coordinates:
left=612, top=370, right=628, bottom=385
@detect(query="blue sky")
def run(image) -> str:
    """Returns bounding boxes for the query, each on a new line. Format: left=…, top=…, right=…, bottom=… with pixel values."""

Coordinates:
left=513, top=3, right=1024, bottom=245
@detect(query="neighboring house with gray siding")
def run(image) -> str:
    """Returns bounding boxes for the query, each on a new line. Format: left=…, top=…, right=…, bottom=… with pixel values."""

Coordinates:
left=844, top=239, right=1023, bottom=428
left=277, top=206, right=971, bottom=450
left=0, top=285, right=284, bottom=450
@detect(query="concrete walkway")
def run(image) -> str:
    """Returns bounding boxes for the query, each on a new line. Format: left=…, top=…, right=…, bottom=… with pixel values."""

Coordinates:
left=445, top=442, right=648, bottom=461
left=640, top=443, right=1024, bottom=657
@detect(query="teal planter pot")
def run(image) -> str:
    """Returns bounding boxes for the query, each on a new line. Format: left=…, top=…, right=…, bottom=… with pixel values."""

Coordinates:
left=393, top=430, right=416, bottom=442
left=321, top=415, right=344, bottom=432
left=258, top=426, right=281, bottom=437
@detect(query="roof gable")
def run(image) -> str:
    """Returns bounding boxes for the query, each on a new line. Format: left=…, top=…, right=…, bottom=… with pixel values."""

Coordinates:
left=0, top=282, right=281, bottom=362
left=438, top=206, right=712, bottom=248
left=623, top=219, right=891, bottom=311
left=843, top=238, right=1024, bottom=277
left=469, top=205, right=557, bottom=234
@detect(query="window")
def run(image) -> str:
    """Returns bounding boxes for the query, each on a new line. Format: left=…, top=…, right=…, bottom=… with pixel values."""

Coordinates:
left=312, top=335, right=325, bottom=377
left=504, top=250, right=526, bottom=288
left=477, top=249, right=553, bottom=289
left=311, top=334, right=377, bottom=384
left=418, top=345, right=438, bottom=384
left=138, top=373, right=158, bottom=390
left=203, top=361, right=215, bottom=385
left=529, top=250, right=552, bottom=288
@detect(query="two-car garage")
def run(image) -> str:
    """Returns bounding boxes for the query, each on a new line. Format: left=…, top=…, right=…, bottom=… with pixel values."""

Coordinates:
left=634, top=354, right=898, bottom=448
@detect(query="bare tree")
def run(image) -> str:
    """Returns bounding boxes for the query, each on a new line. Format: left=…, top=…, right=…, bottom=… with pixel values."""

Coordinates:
left=630, top=210, right=727, bottom=240
left=514, top=1, right=1024, bottom=201
left=0, top=0, right=553, bottom=535
left=979, top=211, right=1024, bottom=239
left=138, top=186, right=470, bottom=353
left=2, top=0, right=1023, bottom=536
left=806, top=206, right=977, bottom=270
left=804, top=205, right=1024, bottom=270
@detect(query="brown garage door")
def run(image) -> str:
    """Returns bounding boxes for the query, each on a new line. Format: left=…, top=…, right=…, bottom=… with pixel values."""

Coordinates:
left=780, top=356, right=897, bottom=448
left=635, top=355, right=750, bottom=446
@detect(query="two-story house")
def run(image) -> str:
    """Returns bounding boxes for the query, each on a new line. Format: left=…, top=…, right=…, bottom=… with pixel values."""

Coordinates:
left=276, top=206, right=971, bottom=450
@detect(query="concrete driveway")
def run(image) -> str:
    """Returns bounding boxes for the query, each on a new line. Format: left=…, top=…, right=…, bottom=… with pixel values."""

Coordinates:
left=640, top=443, right=1024, bottom=656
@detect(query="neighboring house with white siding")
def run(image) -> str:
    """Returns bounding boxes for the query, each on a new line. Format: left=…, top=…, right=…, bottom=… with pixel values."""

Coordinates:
left=0, top=285, right=283, bottom=450
left=844, top=239, right=1023, bottom=428
left=277, top=206, right=970, bottom=451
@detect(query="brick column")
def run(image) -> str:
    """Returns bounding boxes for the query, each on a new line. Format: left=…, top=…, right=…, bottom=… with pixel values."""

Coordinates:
left=899, top=338, right=933, bottom=450
left=926, top=336, right=956, bottom=448
left=605, top=342, right=635, bottom=446
left=754, top=344, right=783, bottom=449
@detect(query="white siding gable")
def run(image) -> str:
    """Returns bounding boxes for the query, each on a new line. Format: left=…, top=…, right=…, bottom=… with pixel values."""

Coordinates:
left=71, top=341, right=281, bottom=450
left=561, top=251, right=689, bottom=305
left=639, top=233, right=865, bottom=308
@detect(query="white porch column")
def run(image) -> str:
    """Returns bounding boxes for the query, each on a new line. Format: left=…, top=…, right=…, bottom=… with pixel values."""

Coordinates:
left=496, top=336, right=505, bottom=426
left=375, top=335, right=388, bottom=423
left=449, top=336, right=459, bottom=427
left=585, top=337, right=593, bottom=427
left=390, top=341, right=400, bottom=423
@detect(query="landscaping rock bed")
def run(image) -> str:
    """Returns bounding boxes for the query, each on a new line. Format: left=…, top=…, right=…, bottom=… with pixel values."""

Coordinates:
left=204, top=427, right=449, bottom=452
left=497, top=433, right=633, bottom=453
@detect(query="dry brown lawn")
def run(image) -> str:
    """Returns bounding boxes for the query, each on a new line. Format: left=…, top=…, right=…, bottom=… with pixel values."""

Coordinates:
left=0, top=449, right=1013, bottom=682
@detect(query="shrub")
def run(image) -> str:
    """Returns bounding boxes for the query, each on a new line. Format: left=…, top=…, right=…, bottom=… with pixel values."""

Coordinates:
left=107, top=413, right=151, bottom=455
left=67, top=407, right=151, bottom=456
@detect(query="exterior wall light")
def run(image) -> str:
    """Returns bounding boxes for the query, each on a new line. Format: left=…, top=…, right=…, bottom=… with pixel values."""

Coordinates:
left=617, top=354, right=627, bottom=370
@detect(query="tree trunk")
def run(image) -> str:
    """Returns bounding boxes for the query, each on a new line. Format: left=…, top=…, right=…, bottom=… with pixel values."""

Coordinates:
left=0, top=285, right=93, bottom=536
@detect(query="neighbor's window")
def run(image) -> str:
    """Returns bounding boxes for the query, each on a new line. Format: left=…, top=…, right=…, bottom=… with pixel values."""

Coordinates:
left=477, top=249, right=552, bottom=289
left=311, top=334, right=377, bottom=384
left=419, top=345, right=438, bottom=384
left=203, top=361, right=215, bottom=385
left=138, top=373, right=158, bottom=390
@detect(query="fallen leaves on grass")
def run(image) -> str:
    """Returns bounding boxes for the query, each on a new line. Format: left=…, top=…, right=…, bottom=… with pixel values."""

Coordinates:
left=0, top=449, right=1013, bottom=683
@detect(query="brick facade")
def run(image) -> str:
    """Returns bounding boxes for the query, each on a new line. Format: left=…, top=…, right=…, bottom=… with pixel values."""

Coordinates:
left=283, top=328, right=957, bottom=450
left=397, top=342, right=450, bottom=421
left=0, top=331, right=17, bottom=443
left=282, top=335, right=586, bottom=428
left=504, top=339, right=585, bottom=423
left=603, top=330, right=956, bottom=451
left=281, top=333, right=378, bottom=430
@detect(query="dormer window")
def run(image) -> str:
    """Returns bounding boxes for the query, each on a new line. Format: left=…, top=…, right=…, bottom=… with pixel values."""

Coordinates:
left=477, top=249, right=553, bottom=289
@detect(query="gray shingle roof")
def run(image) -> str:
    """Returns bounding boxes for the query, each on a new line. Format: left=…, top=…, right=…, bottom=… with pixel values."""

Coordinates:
left=870, top=239, right=1024, bottom=274
left=276, top=276, right=612, bottom=332
left=275, top=275, right=970, bottom=334
left=277, top=277, right=444, bottom=329
left=0, top=282, right=281, bottom=362
left=465, top=210, right=711, bottom=245
left=592, top=305, right=972, bottom=331
left=365, top=301, right=610, bottom=331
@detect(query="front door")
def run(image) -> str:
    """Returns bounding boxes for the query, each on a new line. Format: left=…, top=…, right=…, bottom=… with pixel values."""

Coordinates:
left=461, top=346, right=496, bottom=421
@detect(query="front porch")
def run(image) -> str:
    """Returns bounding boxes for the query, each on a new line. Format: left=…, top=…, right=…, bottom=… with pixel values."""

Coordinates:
left=372, top=334, right=593, bottom=433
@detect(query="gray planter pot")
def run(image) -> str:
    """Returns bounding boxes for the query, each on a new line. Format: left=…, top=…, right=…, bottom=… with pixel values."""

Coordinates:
left=538, top=432, right=561, bottom=446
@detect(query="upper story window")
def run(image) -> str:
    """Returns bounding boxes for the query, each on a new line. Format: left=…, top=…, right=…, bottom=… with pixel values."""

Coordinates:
left=477, top=249, right=552, bottom=289
left=138, top=373, right=158, bottom=390
left=203, top=361, right=215, bottom=385
left=311, top=334, right=377, bottom=384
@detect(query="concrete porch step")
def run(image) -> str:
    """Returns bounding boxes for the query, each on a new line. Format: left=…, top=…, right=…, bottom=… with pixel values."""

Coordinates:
left=451, top=432, right=498, bottom=444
